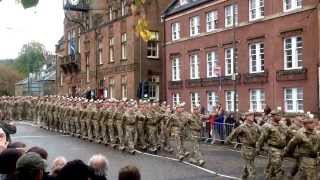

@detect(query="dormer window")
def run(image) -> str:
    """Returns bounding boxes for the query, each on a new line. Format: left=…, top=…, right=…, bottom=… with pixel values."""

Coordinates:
left=180, top=0, right=188, bottom=6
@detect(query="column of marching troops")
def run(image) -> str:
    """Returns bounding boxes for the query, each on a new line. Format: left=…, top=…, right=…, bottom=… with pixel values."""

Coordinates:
left=0, top=96, right=205, bottom=167
left=1, top=96, right=320, bottom=180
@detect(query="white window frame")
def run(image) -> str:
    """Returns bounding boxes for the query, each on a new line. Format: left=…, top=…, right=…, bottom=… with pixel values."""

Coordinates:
left=190, top=54, right=200, bottom=79
left=225, top=4, right=238, bottom=28
left=283, top=0, right=302, bottom=12
left=207, top=91, right=218, bottom=112
left=172, top=93, right=181, bottom=106
left=171, top=22, right=181, bottom=41
left=225, top=90, right=239, bottom=112
left=284, top=88, right=304, bottom=113
left=109, top=78, right=115, bottom=99
left=121, top=0, right=126, bottom=16
left=249, top=0, right=264, bottom=21
left=121, top=33, right=127, bottom=60
left=109, top=37, right=114, bottom=63
left=249, top=42, right=265, bottom=73
left=250, top=89, right=265, bottom=112
left=172, top=57, right=181, bottom=81
left=147, top=32, right=159, bottom=59
left=207, top=51, right=218, bottom=78
left=190, top=16, right=200, bottom=37
left=191, top=92, right=200, bottom=111
left=206, top=11, right=218, bottom=32
left=225, top=48, right=237, bottom=76
left=284, top=36, right=303, bottom=70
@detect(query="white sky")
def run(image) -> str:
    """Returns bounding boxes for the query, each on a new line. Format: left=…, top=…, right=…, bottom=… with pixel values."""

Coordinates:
left=0, top=0, right=64, bottom=59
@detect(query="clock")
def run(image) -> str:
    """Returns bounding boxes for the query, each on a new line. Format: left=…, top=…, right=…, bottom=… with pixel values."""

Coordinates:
left=69, top=0, right=80, bottom=6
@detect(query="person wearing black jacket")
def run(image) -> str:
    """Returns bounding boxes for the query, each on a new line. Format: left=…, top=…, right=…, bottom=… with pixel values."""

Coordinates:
left=0, top=121, right=16, bottom=143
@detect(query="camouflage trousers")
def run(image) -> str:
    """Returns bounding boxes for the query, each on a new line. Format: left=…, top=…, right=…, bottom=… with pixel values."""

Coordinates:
left=92, top=120, right=101, bottom=142
left=297, top=157, right=317, bottom=180
left=240, top=146, right=256, bottom=180
left=125, top=125, right=137, bottom=152
left=160, top=121, right=171, bottom=150
left=108, top=119, right=116, bottom=145
left=86, top=120, right=93, bottom=140
left=189, top=130, right=203, bottom=162
left=265, top=147, right=284, bottom=180
left=137, top=121, right=147, bottom=149
left=74, top=119, right=81, bottom=135
left=147, top=125, right=158, bottom=151
left=172, top=127, right=187, bottom=157
left=116, top=120, right=125, bottom=148
left=100, top=121, right=108, bottom=144
left=80, top=120, right=87, bottom=137
left=63, top=119, right=70, bottom=134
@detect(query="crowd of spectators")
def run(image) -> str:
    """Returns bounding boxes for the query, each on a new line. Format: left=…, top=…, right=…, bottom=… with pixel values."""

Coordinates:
left=0, top=128, right=141, bottom=180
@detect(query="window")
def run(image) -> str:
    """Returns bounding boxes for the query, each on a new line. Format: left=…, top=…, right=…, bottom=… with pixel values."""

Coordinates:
left=179, top=0, right=188, bottom=6
left=249, top=0, right=264, bottom=21
left=207, top=51, right=218, bottom=78
left=121, top=75, right=127, bottom=99
left=109, top=77, right=115, bottom=99
left=172, top=93, right=181, bottom=106
left=98, top=39, right=103, bottom=65
left=171, top=22, right=180, bottom=41
left=68, top=29, right=76, bottom=56
left=225, top=48, right=238, bottom=76
left=206, top=11, right=218, bottom=32
left=207, top=91, right=218, bottom=112
left=225, top=91, right=238, bottom=112
left=191, top=92, right=200, bottom=110
left=190, top=54, right=200, bottom=79
left=284, top=36, right=303, bottom=70
left=60, top=72, right=63, bottom=86
left=121, top=0, right=126, bottom=16
left=250, top=89, right=265, bottom=112
left=225, top=4, right=238, bottom=28
left=285, top=88, right=303, bottom=113
left=249, top=42, right=264, bottom=73
left=190, top=16, right=200, bottom=36
left=78, top=28, right=81, bottom=53
left=86, top=54, right=90, bottom=83
left=147, top=31, right=159, bottom=58
left=121, top=33, right=127, bottom=60
left=150, top=75, right=160, bottom=100
left=172, top=57, right=181, bottom=81
left=109, top=37, right=114, bottom=63
left=283, top=0, right=302, bottom=12
left=109, top=7, right=113, bottom=21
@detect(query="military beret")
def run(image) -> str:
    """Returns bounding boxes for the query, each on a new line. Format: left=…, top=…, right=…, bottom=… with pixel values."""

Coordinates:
left=270, top=110, right=281, bottom=116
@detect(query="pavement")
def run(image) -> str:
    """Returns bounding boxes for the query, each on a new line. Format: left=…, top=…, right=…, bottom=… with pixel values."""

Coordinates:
left=11, top=122, right=296, bottom=180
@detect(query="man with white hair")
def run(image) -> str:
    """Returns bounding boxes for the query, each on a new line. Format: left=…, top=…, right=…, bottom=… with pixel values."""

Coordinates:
left=0, top=128, right=8, bottom=153
left=51, top=156, right=67, bottom=177
left=88, top=154, right=109, bottom=180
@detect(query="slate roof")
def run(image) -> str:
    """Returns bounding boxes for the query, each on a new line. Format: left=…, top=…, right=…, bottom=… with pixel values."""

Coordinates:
left=162, top=0, right=213, bottom=18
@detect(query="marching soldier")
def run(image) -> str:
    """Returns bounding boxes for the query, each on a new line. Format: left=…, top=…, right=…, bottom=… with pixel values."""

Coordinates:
left=115, top=100, right=126, bottom=151
left=79, top=100, right=88, bottom=139
left=159, top=102, right=173, bottom=153
left=100, top=100, right=111, bottom=145
left=108, top=100, right=117, bottom=148
left=226, top=112, right=260, bottom=180
left=283, top=118, right=320, bottom=180
left=256, top=110, right=288, bottom=180
left=187, top=105, right=205, bottom=166
left=123, top=100, right=138, bottom=154
left=136, top=101, right=147, bottom=150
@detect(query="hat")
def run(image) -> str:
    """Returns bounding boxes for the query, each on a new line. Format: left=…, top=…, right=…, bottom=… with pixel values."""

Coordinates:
left=16, top=152, right=46, bottom=171
left=270, top=110, right=281, bottom=116
left=244, top=111, right=254, bottom=116
left=176, top=102, right=186, bottom=108
left=302, top=118, right=316, bottom=124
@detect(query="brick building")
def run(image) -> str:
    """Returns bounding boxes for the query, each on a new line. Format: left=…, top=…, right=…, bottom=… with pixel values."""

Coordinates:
left=56, top=0, right=171, bottom=100
left=163, top=0, right=320, bottom=114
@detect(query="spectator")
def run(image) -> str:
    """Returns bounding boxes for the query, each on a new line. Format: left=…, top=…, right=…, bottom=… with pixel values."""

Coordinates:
left=15, top=152, right=46, bottom=180
left=57, top=160, right=94, bottom=180
left=0, top=128, right=8, bottom=153
left=51, top=157, right=67, bottom=177
left=7, top=142, right=27, bottom=152
left=118, top=165, right=141, bottom=180
left=0, top=121, right=16, bottom=142
left=88, top=154, right=109, bottom=180
left=214, top=108, right=225, bottom=143
left=0, top=149, right=24, bottom=180
left=27, top=146, right=48, bottom=160
left=224, top=113, right=235, bottom=137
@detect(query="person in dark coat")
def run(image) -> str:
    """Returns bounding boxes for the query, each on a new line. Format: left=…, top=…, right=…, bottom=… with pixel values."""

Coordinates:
left=0, top=149, right=24, bottom=180
left=0, top=121, right=16, bottom=143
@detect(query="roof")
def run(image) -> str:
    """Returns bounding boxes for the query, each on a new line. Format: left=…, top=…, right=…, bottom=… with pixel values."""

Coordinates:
left=162, top=0, right=212, bottom=18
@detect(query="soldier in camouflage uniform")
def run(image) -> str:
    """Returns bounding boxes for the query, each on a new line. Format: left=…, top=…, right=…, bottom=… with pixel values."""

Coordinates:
left=146, top=103, right=160, bottom=153
left=86, top=102, right=95, bottom=141
left=123, top=100, right=138, bottom=154
left=159, top=102, right=173, bottom=153
left=114, top=101, right=126, bottom=151
left=283, top=118, right=320, bottom=180
left=171, top=102, right=190, bottom=161
left=256, top=111, right=288, bottom=180
left=226, top=112, right=260, bottom=180
left=100, top=101, right=111, bottom=145
left=187, top=106, right=205, bottom=166
left=108, top=100, right=117, bottom=148
left=136, top=101, right=147, bottom=150
left=92, top=102, right=103, bottom=143
left=79, top=101, right=88, bottom=139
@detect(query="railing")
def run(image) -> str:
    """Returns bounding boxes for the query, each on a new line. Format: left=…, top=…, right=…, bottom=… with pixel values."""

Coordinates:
left=60, top=53, right=81, bottom=74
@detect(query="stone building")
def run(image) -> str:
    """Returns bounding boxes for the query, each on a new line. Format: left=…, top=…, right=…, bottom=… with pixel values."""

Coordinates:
left=163, top=0, right=320, bottom=114
left=57, top=0, right=171, bottom=100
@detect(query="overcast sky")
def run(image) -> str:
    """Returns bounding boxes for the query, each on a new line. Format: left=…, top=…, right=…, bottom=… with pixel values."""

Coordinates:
left=0, top=0, right=64, bottom=59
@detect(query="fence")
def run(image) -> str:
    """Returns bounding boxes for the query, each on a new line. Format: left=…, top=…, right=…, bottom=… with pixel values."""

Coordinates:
left=200, top=122, right=240, bottom=148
